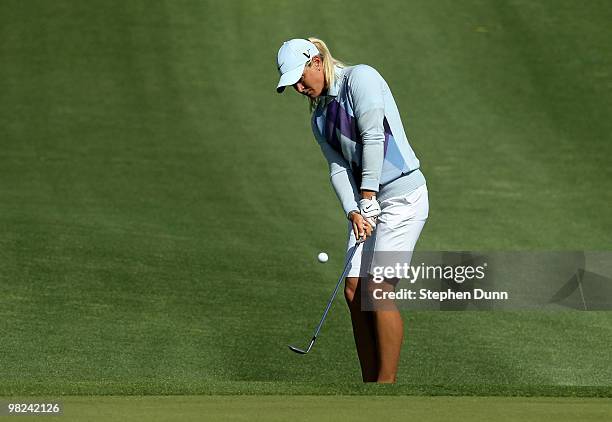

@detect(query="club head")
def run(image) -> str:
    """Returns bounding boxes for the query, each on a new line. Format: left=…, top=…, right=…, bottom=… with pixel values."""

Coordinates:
left=288, top=345, right=308, bottom=354
left=288, top=337, right=316, bottom=355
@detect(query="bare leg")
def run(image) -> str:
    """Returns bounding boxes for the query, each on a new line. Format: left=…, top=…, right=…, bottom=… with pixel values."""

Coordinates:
left=344, top=277, right=378, bottom=382
left=369, top=279, right=403, bottom=383
left=373, top=310, right=403, bottom=382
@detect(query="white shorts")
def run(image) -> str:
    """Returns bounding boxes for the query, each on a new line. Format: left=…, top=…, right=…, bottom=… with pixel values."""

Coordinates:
left=345, top=184, right=429, bottom=278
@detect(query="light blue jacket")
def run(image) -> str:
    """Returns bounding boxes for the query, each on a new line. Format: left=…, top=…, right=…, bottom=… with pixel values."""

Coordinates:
left=311, top=64, right=426, bottom=215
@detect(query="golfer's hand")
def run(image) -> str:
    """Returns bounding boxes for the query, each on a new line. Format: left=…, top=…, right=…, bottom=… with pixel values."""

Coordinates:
left=359, top=196, right=381, bottom=229
left=349, top=211, right=373, bottom=241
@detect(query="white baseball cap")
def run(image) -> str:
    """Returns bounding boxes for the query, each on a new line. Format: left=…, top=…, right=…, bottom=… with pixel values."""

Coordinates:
left=276, top=39, right=320, bottom=93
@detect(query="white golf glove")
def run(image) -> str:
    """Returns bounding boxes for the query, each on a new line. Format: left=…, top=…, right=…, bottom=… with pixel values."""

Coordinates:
left=359, top=197, right=381, bottom=229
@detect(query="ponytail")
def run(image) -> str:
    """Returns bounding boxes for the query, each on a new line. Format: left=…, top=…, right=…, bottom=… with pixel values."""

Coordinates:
left=307, top=37, right=347, bottom=111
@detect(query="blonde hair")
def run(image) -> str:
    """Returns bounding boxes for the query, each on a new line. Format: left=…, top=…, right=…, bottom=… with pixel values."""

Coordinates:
left=307, top=37, right=347, bottom=112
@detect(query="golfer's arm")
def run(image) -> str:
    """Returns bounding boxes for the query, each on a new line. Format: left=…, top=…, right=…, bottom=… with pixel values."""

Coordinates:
left=350, top=66, right=386, bottom=197
left=317, top=140, right=360, bottom=216
left=358, top=108, right=385, bottom=196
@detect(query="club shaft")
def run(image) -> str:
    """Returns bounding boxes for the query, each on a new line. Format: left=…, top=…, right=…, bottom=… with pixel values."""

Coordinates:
left=311, top=241, right=362, bottom=340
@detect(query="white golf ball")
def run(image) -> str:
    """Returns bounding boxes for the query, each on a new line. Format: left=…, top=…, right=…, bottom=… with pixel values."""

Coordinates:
left=317, top=252, right=329, bottom=263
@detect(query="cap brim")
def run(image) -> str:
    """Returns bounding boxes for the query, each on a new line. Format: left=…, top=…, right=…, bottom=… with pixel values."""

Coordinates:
left=276, top=64, right=305, bottom=93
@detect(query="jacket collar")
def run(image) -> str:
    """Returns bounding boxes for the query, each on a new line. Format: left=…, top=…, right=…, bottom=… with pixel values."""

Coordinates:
left=324, top=66, right=345, bottom=98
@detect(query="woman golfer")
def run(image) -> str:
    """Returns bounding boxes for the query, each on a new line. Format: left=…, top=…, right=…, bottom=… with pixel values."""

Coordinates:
left=276, top=38, right=429, bottom=383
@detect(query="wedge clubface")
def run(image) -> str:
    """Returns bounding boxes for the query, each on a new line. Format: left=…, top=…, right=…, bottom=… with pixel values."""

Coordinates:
left=288, top=337, right=316, bottom=355
left=289, top=239, right=364, bottom=355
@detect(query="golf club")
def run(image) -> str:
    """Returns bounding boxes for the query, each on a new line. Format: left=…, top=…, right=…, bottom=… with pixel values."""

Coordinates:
left=289, top=237, right=365, bottom=354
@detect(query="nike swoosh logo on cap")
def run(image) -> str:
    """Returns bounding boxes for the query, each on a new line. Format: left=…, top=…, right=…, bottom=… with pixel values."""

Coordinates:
left=303, top=50, right=310, bottom=58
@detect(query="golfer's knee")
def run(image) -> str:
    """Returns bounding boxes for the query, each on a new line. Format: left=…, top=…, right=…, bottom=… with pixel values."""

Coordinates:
left=344, top=277, right=359, bottom=304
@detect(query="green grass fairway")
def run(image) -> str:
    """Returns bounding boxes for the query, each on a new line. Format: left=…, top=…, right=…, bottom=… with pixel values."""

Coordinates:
left=1, top=0, right=612, bottom=401
left=3, top=396, right=612, bottom=422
